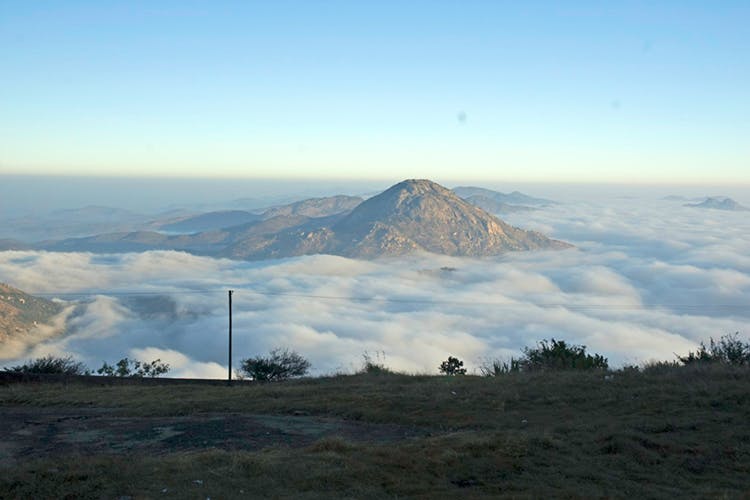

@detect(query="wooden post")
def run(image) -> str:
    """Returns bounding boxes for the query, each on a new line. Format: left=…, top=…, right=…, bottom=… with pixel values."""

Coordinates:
left=228, top=289, right=233, bottom=386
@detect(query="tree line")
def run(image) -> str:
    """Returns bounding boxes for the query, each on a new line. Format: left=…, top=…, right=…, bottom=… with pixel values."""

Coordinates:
left=4, top=333, right=749, bottom=380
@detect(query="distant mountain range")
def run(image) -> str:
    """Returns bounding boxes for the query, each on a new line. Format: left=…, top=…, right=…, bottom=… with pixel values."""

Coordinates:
left=260, top=195, right=363, bottom=220
left=0, top=283, right=62, bottom=342
left=159, top=211, right=263, bottom=233
left=0, top=206, right=190, bottom=242
left=455, top=194, right=539, bottom=215
left=159, top=195, right=363, bottom=233
left=0, top=239, right=31, bottom=251
left=38, top=180, right=571, bottom=260
left=453, top=186, right=555, bottom=207
left=684, top=197, right=749, bottom=211
left=52, top=205, right=145, bottom=222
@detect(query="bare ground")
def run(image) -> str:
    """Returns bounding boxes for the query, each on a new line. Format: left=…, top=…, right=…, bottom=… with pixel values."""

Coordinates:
left=0, top=406, right=428, bottom=469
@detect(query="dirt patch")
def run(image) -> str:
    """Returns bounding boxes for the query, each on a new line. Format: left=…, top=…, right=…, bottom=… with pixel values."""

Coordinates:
left=0, top=406, right=426, bottom=467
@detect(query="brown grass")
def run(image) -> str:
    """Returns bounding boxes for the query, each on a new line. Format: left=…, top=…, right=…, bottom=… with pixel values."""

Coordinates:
left=2, top=364, right=750, bottom=498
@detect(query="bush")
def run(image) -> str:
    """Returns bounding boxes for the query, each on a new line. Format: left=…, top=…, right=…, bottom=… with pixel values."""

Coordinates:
left=238, top=348, right=310, bottom=382
left=521, top=339, right=608, bottom=371
left=479, top=358, right=522, bottom=376
left=97, top=358, right=171, bottom=377
left=677, top=333, right=750, bottom=366
left=481, top=339, right=608, bottom=376
left=639, top=360, right=681, bottom=374
left=360, top=351, right=391, bottom=374
left=439, top=356, right=466, bottom=375
left=3, top=355, right=89, bottom=375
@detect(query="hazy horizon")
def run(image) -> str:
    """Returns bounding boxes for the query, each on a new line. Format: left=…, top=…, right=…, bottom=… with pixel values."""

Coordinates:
left=3, top=174, right=750, bottom=217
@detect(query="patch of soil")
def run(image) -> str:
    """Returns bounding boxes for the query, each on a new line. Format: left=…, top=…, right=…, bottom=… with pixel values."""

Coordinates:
left=0, top=407, right=426, bottom=467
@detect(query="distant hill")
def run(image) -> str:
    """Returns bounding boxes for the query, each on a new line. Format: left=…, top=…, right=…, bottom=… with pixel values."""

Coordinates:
left=0, top=283, right=63, bottom=343
left=261, top=195, right=363, bottom=219
left=684, top=197, right=749, bottom=211
left=52, top=205, right=145, bottom=222
left=452, top=187, right=555, bottom=207
left=0, top=205, right=158, bottom=242
left=459, top=195, right=538, bottom=215
left=155, top=195, right=362, bottom=233
left=42, top=230, right=229, bottom=255
left=159, top=211, right=262, bottom=233
left=0, top=239, right=31, bottom=251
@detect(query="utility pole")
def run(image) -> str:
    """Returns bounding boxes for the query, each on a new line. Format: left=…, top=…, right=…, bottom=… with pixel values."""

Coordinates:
left=228, top=289, right=233, bottom=386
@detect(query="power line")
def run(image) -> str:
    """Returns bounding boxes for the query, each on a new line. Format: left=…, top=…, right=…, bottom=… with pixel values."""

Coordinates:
left=31, top=290, right=221, bottom=297
left=23, top=288, right=748, bottom=311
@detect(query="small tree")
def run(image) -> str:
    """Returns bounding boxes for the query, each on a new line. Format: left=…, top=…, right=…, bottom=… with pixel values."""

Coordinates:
left=439, top=356, right=467, bottom=376
left=97, top=358, right=170, bottom=377
left=677, top=333, right=750, bottom=366
left=238, top=348, right=310, bottom=382
left=360, top=351, right=391, bottom=374
left=3, top=355, right=89, bottom=375
left=480, top=339, right=608, bottom=376
left=521, top=339, right=608, bottom=372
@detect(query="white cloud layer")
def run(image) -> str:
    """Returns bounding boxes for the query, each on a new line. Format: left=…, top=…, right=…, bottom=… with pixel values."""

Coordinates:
left=1, top=197, right=749, bottom=376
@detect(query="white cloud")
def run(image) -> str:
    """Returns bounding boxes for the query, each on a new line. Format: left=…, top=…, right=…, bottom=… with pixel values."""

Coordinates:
left=128, top=347, right=226, bottom=379
left=1, top=196, right=749, bottom=376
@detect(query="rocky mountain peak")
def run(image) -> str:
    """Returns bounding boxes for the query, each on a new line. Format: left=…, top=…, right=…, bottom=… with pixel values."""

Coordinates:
left=326, top=179, right=571, bottom=257
left=335, top=179, right=470, bottom=232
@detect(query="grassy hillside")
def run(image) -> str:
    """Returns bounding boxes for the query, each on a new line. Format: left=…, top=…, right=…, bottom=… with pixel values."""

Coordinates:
left=1, top=365, right=749, bottom=498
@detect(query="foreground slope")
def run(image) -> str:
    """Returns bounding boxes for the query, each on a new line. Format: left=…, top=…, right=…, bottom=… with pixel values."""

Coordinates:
left=1, top=366, right=749, bottom=497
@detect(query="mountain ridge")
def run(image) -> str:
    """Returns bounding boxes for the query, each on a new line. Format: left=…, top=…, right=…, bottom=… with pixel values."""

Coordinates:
left=684, top=197, right=749, bottom=211
left=452, top=186, right=555, bottom=206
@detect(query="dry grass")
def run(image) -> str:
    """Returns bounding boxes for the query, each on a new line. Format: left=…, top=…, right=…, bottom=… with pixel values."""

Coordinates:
left=2, top=365, right=750, bottom=498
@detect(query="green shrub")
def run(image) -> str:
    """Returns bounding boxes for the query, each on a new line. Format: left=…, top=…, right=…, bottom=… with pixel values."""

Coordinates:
left=3, top=355, right=89, bottom=375
left=360, top=351, right=391, bottom=374
left=677, top=333, right=750, bottom=366
left=97, top=358, right=171, bottom=377
left=481, top=339, right=608, bottom=376
left=439, top=356, right=467, bottom=375
left=639, top=360, right=681, bottom=374
left=521, top=339, right=608, bottom=371
left=239, top=348, right=310, bottom=382
left=479, top=358, right=522, bottom=376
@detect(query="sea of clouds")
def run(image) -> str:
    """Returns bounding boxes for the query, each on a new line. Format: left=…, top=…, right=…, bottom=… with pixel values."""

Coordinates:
left=1, top=196, right=749, bottom=377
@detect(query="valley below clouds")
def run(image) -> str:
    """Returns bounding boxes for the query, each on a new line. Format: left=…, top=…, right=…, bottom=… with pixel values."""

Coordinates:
left=2, top=196, right=749, bottom=377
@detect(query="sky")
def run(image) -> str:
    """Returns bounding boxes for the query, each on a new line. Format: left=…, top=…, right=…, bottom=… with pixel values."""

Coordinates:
left=1, top=1, right=749, bottom=182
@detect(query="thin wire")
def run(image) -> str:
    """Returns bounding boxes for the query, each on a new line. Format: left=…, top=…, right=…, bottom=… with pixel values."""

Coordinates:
left=24, top=288, right=748, bottom=311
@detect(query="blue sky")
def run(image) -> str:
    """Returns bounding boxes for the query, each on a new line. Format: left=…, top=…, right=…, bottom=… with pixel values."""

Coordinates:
left=1, top=1, right=748, bottom=182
